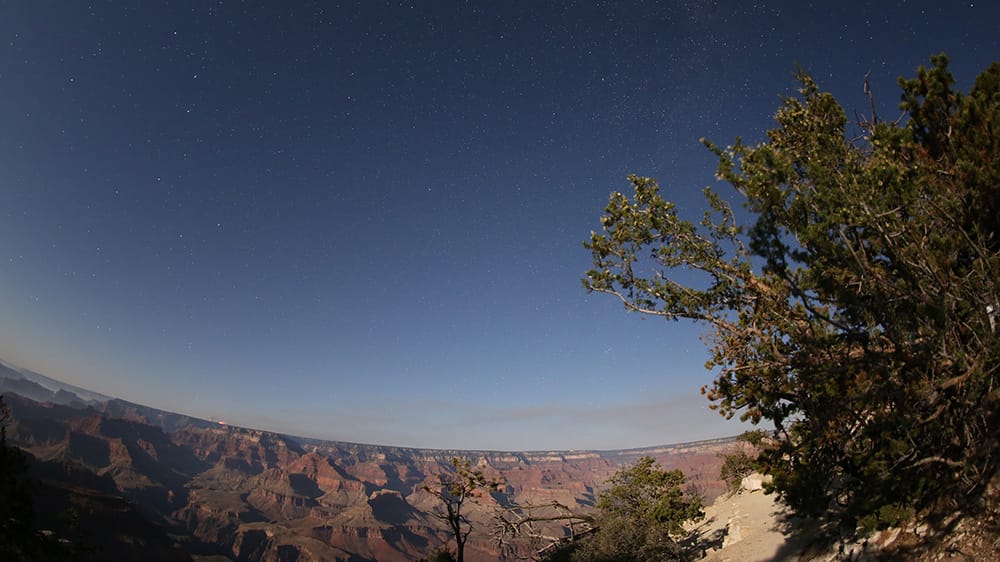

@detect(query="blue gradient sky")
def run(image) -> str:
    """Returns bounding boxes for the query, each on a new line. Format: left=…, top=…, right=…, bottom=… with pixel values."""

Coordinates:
left=0, top=1, right=996, bottom=450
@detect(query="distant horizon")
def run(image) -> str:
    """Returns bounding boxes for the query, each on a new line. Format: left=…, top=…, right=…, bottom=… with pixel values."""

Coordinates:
left=2, top=354, right=739, bottom=454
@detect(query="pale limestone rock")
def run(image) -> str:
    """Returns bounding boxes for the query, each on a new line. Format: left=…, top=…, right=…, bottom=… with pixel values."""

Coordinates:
left=740, top=472, right=772, bottom=492
left=722, top=516, right=744, bottom=548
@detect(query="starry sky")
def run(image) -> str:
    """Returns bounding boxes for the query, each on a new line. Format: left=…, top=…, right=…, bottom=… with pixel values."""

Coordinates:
left=0, top=1, right=996, bottom=451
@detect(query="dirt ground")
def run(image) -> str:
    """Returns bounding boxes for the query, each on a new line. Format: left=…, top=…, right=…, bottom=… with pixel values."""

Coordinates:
left=684, top=474, right=1000, bottom=562
left=685, top=484, right=808, bottom=562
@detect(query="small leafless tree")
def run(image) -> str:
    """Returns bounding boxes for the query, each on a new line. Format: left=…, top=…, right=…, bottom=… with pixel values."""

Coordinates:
left=424, top=457, right=502, bottom=562
left=493, top=499, right=596, bottom=560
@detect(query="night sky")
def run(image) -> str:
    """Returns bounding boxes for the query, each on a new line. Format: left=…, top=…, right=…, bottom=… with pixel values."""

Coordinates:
left=0, top=1, right=996, bottom=450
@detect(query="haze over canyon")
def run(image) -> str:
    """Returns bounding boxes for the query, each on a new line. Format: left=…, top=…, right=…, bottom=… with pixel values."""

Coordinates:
left=1, top=359, right=734, bottom=561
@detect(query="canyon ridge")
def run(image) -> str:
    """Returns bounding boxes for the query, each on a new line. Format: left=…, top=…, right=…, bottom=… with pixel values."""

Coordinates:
left=1, top=362, right=735, bottom=561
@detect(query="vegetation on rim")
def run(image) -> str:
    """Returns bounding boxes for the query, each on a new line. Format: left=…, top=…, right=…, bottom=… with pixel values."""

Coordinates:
left=584, top=55, right=999, bottom=535
left=538, top=456, right=702, bottom=562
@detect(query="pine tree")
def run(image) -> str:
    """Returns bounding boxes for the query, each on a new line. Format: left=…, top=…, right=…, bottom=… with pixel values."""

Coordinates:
left=584, top=55, right=1000, bottom=533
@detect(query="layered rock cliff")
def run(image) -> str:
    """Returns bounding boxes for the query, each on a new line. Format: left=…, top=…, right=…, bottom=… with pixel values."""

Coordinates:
left=4, top=390, right=733, bottom=561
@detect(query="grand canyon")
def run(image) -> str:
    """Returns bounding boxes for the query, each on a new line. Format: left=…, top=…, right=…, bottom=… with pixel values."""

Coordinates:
left=1, top=361, right=735, bottom=561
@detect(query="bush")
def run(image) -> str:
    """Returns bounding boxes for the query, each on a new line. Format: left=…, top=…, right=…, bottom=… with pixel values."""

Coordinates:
left=565, top=457, right=702, bottom=562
